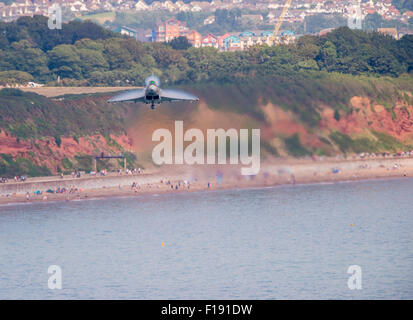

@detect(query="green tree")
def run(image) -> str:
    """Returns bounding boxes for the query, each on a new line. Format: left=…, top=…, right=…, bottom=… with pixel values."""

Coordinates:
left=363, top=13, right=384, bottom=31
left=334, top=109, right=341, bottom=121
left=0, top=70, right=33, bottom=85
left=103, top=39, right=134, bottom=70
left=77, top=48, right=109, bottom=78
left=48, top=44, right=82, bottom=79
left=8, top=40, right=49, bottom=78
left=318, top=41, right=337, bottom=71
left=168, top=36, right=192, bottom=50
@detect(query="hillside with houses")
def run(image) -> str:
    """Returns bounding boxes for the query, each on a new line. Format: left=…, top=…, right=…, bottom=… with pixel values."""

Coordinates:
left=1, top=0, right=412, bottom=32
left=0, top=1, right=412, bottom=53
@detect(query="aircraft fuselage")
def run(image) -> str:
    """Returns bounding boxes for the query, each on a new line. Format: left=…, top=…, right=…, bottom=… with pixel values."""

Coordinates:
left=145, top=84, right=161, bottom=107
left=107, top=75, right=199, bottom=108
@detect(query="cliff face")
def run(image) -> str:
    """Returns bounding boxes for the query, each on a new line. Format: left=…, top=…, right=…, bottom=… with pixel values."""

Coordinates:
left=1, top=75, right=413, bottom=177
left=320, top=96, right=413, bottom=140
left=0, top=130, right=132, bottom=171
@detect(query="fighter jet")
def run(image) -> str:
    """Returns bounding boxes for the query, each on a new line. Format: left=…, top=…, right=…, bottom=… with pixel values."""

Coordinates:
left=107, top=75, right=199, bottom=109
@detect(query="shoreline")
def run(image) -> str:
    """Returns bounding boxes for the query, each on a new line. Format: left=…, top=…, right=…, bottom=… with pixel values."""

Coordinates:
left=1, top=157, right=412, bottom=206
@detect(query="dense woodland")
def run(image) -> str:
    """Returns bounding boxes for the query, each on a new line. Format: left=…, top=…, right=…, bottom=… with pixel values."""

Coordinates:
left=0, top=15, right=412, bottom=87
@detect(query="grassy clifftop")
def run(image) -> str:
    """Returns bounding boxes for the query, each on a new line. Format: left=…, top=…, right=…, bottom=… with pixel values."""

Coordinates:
left=190, top=73, right=413, bottom=122
left=0, top=88, right=130, bottom=139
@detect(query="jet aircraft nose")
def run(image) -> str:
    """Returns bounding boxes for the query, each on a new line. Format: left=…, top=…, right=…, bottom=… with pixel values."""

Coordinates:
left=148, top=84, right=157, bottom=92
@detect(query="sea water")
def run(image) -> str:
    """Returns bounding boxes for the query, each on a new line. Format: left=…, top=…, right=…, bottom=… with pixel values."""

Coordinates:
left=0, top=178, right=412, bottom=299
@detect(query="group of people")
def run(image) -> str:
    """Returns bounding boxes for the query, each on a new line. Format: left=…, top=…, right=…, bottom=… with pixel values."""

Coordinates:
left=129, top=179, right=193, bottom=193
left=164, top=179, right=191, bottom=191
left=88, top=170, right=106, bottom=177
left=131, top=182, right=141, bottom=192
left=122, top=168, right=142, bottom=175
left=23, top=185, right=82, bottom=201
left=130, top=181, right=161, bottom=192
left=70, top=172, right=82, bottom=178
left=0, top=175, right=29, bottom=183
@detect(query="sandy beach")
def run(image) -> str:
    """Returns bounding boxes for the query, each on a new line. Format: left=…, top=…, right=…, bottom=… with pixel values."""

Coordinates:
left=1, top=156, right=412, bottom=206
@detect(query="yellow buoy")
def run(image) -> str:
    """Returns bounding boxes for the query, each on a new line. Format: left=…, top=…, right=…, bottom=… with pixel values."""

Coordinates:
left=161, top=242, right=165, bottom=247
left=350, top=223, right=354, bottom=227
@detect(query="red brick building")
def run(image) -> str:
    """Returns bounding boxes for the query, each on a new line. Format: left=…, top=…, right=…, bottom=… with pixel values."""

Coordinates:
left=201, top=33, right=218, bottom=48
left=155, top=18, right=188, bottom=42
left=186, top=30, right=202, bottom=47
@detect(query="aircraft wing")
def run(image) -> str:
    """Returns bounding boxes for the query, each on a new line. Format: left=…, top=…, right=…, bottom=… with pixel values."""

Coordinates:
left=160, top=89, right=199, bottom=102
left=107, top=89, right=145, bottom=103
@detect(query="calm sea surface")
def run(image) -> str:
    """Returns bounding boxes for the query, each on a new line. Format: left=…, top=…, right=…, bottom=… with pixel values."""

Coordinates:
left=1, top=178, right=413, bottom=299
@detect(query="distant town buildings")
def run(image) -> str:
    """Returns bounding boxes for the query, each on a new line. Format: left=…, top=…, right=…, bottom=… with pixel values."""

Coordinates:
left=186, top=30, right=202, bottom=47
left=0, top=0, right=411, bottom=51
left=203, top=15, right=215, bottom=25
left=377, top=27, right=399, bottom=39
left=120, top=25, right=152, bottom=42
left=201, top=33, right=218, bottom=48
left=155, top=18, right=189, bottom=42
left=1, top=0, right=412, bottom=27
